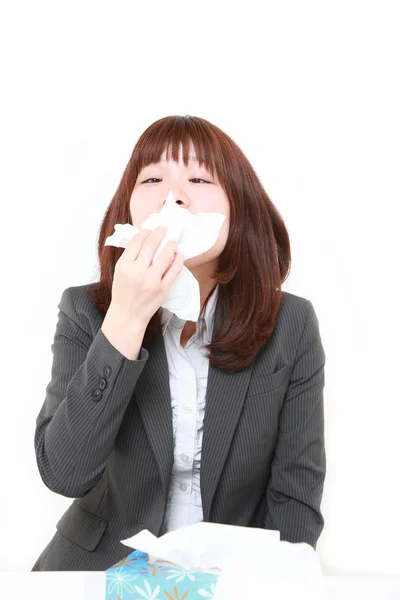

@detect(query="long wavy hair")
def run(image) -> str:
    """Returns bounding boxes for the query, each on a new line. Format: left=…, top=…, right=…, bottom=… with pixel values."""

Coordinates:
left=85, top=115, right=291, bottom=373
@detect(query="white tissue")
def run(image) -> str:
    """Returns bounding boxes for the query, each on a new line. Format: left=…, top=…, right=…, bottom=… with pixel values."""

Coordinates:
left=120, top=522, right=280, bottom=571
left=120, top=522, right=326, bottom=597
left=104, top=190, right=226, bottom=321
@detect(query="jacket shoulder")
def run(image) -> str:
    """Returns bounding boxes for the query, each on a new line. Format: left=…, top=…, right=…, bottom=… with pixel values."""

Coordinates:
left=280, top=289, right=315, bottom=316
left=58, top=282, right=103, bottom=339
left=277, top=290, right=322, bottom=346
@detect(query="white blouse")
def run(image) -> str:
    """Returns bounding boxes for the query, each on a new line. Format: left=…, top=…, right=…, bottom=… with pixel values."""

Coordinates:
left=159, top=284, right=219, bottom=535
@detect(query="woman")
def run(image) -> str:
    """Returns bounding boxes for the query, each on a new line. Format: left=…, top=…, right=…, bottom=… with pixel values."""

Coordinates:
left=31, top=115, right=326, bottom=571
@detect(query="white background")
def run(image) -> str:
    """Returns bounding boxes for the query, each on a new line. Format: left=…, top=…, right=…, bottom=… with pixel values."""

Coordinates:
left=1, top=0, right=399, bottom=576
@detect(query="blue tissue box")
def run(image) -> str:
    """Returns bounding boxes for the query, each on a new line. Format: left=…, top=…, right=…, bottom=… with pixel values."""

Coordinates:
left=106, top=549, right=219, bottom=600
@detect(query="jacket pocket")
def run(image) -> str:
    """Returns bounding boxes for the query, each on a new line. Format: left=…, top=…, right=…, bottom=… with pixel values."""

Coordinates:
left=56, top=500, right=108, bottom=552
left=246, top=364, right=291, bottom=397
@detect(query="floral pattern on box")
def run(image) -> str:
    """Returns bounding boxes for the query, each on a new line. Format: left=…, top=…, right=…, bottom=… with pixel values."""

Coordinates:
left=106, top=549, right=219, bottom=600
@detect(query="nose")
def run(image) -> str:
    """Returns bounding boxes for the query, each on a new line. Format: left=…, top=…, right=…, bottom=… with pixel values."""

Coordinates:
left=162, top=189, right=190, bottom=209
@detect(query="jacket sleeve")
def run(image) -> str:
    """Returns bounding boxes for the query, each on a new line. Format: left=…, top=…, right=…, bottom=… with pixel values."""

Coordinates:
left=34, top=286, right=149, bottom=498
left=264, top=299, right=326, bottom=549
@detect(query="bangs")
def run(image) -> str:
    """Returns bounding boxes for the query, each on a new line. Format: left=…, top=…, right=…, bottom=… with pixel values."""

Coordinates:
left=133, top=116, right=223, bottom=180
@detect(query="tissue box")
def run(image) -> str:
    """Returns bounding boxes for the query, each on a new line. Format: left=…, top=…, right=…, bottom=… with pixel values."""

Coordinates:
left=106, top=549, right=219, bottom=600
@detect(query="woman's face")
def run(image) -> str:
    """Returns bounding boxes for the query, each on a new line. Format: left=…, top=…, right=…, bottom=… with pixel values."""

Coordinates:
left=130, top=142, right=230, bottom=272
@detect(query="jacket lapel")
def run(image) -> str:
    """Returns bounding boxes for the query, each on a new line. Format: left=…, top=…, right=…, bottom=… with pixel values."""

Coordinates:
left=200, top=296, right=254, bottom=520
left=200, top=356, right=254, bottom=521
left=135, top=328, right=174, bottom=497
left=135, top=301, right=254, bottom=520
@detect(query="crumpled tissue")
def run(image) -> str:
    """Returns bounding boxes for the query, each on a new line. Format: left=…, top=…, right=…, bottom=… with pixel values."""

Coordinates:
left=120, top=522, right=327, bottom=599
left=104, top=190, right=226, bottom=321
left=120, top=522, right=280, bottom=571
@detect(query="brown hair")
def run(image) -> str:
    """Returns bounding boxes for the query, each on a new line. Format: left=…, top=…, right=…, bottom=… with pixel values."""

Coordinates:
left=86, top=115, right=291, bottom=373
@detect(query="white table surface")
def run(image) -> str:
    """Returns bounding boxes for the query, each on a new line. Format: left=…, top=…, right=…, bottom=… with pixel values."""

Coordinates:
left=2, top=572, right=400, bottom=599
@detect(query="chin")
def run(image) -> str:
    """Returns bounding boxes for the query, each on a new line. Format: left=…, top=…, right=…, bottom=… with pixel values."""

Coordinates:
left=183, top=255, right=207, bottom=269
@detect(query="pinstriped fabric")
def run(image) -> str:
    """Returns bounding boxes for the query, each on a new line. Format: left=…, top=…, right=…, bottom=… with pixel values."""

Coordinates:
left=264, top=300, right=326, bottom=543
left=34, top=286, right=150, bottom=498
left=31, top=283, right=326, bottom=571
left=204, top=299, right=326, bottom=545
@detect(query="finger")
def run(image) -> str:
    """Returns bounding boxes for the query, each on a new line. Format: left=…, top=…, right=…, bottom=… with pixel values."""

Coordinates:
left=119, top=226, right=165, bottom=268
left=135, top=226, right=169, bottom=270
left=117, top=228, right=152, bottom=266
left=148, top=239, right=178, bottom=277
left=160, top=251, right=185, bottom=287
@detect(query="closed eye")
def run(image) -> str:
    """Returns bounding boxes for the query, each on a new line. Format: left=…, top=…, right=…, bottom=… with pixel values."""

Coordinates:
left=141, top=178, right=210, bottom=184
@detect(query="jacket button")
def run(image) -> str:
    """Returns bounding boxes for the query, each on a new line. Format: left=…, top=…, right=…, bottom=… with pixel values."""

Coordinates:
left=91, top=388, right=102, bottom=401
left=99, top=377, right=107, bottom=390
left=103, top=366, right=112, bottom=378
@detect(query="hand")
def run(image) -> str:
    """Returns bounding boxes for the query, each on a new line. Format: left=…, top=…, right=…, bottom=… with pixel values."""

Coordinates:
left=108, top=226, right=184, bottom=330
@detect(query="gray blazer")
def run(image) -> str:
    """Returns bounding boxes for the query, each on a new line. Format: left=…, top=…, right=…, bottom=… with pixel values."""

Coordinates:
left=31, top=283, right=326, bottom=571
